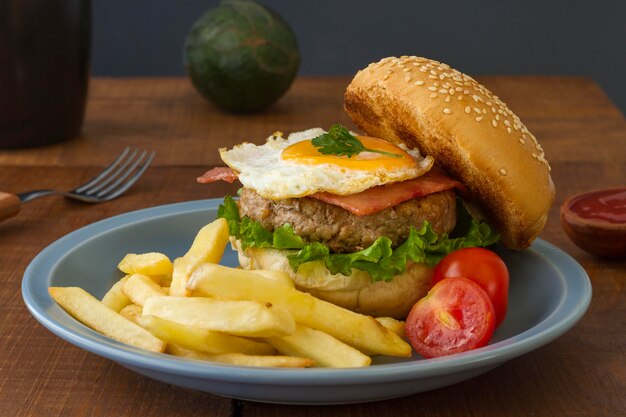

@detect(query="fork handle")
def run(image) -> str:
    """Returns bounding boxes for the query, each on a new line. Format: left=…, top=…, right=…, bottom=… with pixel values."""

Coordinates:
left=0, top=192, right=21, bottom=222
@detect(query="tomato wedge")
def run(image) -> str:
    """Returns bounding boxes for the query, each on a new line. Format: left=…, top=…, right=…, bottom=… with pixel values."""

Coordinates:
left=432, top=248, right=509, bottom=327
left=405, top=277, right=495, bottom=358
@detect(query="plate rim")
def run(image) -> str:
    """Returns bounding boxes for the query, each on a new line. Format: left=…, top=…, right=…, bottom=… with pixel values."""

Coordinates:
left=22, top=198, right=593, bottom=386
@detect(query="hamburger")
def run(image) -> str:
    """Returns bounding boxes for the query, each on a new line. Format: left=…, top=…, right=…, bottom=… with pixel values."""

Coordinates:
left=198, top=56, right=555, bottom=318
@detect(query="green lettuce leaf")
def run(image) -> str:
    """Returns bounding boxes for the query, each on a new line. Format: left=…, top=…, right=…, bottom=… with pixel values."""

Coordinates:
left=218, top=196, right=304, bottom=250
left=217, top=194, right=241, bottom=236
left=217, top=195, right=500, bottom=282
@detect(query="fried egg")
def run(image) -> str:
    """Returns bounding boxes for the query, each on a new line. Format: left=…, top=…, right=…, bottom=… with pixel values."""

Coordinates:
left=219, top=128, right=433, bottom=200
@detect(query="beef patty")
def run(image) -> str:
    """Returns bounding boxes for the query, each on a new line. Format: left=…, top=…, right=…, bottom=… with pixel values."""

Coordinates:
left=238, top=188, right=457, bottom=253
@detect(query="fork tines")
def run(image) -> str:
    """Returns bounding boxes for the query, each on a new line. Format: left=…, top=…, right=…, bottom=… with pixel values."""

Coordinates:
left=74, top=148, right=156, bottom=201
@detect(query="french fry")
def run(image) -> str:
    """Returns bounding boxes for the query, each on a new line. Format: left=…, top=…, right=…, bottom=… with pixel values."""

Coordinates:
left=142, top=296, right=296, bottom=337
left=101, top=276, right=131, bottom=312
left=166, top=344, right=314, bottom=368
left=149, top=274, right=173, bottom=288
left=136, top=314, right=275, bottom=355
left=376, top=317, right=407, bottom=341
left=169, top=257, right=192, bottom=297
left=49, top=287, right=165, bottom=352
left=187, top=264, right=411, bottom=357
left=251, top=269, right=295, bottom=288
left=169, top=218, right=230, bottom=297
left=117, top=252, right=173, bottom=281
left=266, top=325, right=371, bottom=368
left=122, top=274, right=167, bottom=307
left=119, top=304, right=143, bottom=323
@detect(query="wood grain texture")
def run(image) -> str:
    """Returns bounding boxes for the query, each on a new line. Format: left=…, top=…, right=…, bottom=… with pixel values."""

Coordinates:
left=0, top=192, right=20, bottom=222
left=0, top=77, right=624, bottom=417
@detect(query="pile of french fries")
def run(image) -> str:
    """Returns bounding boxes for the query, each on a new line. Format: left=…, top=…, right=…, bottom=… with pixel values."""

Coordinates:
left=49, top=218, right=412, bottom=368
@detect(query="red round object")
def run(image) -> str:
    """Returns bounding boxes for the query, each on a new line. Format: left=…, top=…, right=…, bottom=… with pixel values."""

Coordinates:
left=561, top=187, right=626, bottom=257
left=405, top=277, right=496, bottom=358
left=432, top=248, right=509, bottom=327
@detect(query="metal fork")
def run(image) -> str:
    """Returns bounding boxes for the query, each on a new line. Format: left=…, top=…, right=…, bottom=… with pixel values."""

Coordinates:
left=0, top=148, right=155, bottom=222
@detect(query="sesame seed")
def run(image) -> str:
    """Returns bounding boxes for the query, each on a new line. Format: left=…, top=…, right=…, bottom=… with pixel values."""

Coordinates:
left=519, top=138, right=525, bottom=144
left=486, top=101, right=493, bottom=106
left=439, top=89, right=448, bottom=94
left=465, top=106, right=471, bottom=113
left=415, top=80, right=425, bottom=86
left=434, top=82, right=440, bottom=86
left=449, top=88, right=455, bottom=95
left=429, top=93, right=437, bottom=98
left=504, top=120, right=511, bottom=126
left=383, top=74, right=390, bottom=80
left=458, top=95, right=464, bottom=100
left=507, top=127, right=512, bottom=134
left=403, top=67, right=411, bottom=72
left=428, top=86, right=437, bottom=91
left=499, top=168, right=508, bottom=176
left=482, top=108, right=488, bottom=114
left=495, top=114, right=500, bottom=121
left=405, top=76, right=412, bottom=82
left=445, top=96, right=451, bottom=102
left=476, top=116, right=484, bottom=122
left=430, top=70, right=437, bottom=75
left=492, top=119, right=498, bottom=127
left=429, top=75, right=438, bottom=79
left=443, top=108, right=452, bottom=114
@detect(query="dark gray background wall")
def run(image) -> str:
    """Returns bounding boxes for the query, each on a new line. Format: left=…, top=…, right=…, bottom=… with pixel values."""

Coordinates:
left=93, top=0, right=626, bottom=113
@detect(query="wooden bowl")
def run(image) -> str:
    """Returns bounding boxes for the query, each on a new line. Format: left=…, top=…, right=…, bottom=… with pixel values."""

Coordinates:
left=560, top=187, right=626, bottom=258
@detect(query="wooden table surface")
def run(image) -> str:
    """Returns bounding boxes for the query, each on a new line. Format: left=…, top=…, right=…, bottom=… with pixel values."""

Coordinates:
left=0, top=76, right=624, bottom=417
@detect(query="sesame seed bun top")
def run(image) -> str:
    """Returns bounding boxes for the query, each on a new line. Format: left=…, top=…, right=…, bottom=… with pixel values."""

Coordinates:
left=344, top=56, right=555, bottom=249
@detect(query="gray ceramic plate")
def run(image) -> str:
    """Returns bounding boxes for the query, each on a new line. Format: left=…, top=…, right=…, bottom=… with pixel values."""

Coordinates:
left=22, top=199, right=592, bottom=404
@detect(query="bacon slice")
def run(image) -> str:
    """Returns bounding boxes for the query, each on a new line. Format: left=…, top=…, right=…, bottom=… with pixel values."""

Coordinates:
left=309, top=168, right=464, bottom=216
left=197, top=167, right=238, bottom=184
left=196, top=166, right=463, bottom=216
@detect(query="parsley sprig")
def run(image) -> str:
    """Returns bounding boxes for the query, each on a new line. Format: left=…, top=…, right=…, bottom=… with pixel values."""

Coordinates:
left=311, top=124, right=401, bottom=158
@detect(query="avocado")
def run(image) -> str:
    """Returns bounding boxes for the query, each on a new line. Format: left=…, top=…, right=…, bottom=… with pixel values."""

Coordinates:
left=184, top=0, right=300, bottom=113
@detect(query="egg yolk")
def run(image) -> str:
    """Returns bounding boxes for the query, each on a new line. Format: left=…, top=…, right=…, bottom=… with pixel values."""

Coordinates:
left=281, top=136, right=417, bottom=171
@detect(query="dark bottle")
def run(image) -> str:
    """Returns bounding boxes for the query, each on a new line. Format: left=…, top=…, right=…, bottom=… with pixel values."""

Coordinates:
left=0, top=0, right=90, bottom=149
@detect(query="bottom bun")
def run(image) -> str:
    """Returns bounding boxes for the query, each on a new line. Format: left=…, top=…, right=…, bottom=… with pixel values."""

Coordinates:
left=234, top=240, right=432, bottom=319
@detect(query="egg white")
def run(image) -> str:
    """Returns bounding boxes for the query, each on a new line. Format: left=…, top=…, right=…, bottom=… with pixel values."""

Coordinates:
left=219, top=128, right=433, bottom=200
